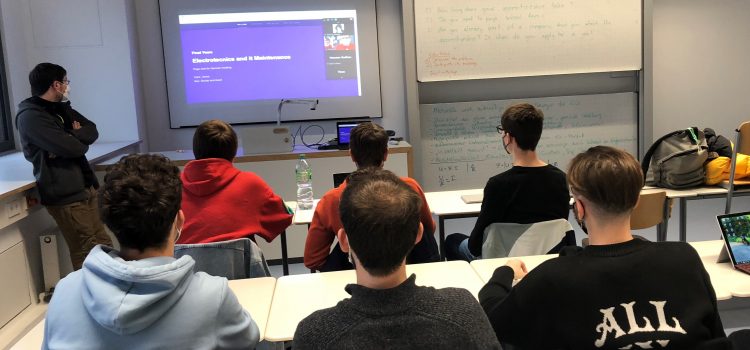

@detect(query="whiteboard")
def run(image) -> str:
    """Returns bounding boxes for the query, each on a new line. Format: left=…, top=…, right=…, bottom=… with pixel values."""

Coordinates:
left=414, top=0, right=642, bottom=81
left=419, top=93, right=637, bottom=191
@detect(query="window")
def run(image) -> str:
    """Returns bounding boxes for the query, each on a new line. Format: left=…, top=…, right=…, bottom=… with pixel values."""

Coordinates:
left=0, top=33, right=14, bottom=153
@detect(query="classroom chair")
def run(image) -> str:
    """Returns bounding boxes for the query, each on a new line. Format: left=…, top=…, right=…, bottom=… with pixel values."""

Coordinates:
left=631, top=190, right=671, bottom=241
left=725, top=121, right=750, bottom=214
left=174, top=238, right=271, bottom=279
left=481, top=219, right=575, bottom=258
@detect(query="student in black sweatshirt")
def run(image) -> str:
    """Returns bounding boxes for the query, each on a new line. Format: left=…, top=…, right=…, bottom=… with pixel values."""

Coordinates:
left=294, top=168, right=500, bottom=350
left=445, top=103, right=570, bottom=261
left=479, top=146, right=726, bottom=349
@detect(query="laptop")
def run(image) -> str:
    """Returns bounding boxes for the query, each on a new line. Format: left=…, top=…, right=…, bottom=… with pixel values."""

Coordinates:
left=336, top=121, right=362, bottom=150
left=333, top=172, right=350, bottom=188
left=716, top=211, right=750, bottom=275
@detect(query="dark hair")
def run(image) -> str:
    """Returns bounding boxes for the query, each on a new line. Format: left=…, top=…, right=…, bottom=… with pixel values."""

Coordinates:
left=29, top=63, right=66, bottom=97
left=350, top=122, right=388, bottom=168
left=99, top=154, right=182, bottom=252
left=500, top=103, right=544, bottom=151
left=568, top=146, right=643, bottom=216
left=193, top=119, right=238, bottom=161
left=339, top=168, right=421, bottom=276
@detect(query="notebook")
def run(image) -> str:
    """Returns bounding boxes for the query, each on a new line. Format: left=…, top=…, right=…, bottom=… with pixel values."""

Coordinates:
left=461, top=193, right=484, bottom=204
left=716, top=211, right=750, bottom=275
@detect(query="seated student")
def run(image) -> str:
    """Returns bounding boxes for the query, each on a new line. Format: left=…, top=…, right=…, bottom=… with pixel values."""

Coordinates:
left=179, top=119, right=292, bottom=243
left=43, top=154, right=259, bottom=349
left=304, top=122, right=439, bottom=271
left=446, top=103, right=570, bottom=261
left=479, top=146, right=726, bottom=349
left=294, top=168, right=501, bottom=349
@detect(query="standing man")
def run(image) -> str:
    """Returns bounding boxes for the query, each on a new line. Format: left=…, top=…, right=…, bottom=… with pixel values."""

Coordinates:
left=16, top=63, right=111, bottom=270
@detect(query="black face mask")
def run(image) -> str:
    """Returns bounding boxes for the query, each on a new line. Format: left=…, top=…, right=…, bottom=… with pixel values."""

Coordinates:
left=573, top=201, right=589, bottom=235
left=502, top=135, right=511, bottom=155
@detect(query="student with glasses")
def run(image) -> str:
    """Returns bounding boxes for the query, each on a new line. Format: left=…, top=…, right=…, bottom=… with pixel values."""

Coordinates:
left=445, top=103, right=570, bottom=261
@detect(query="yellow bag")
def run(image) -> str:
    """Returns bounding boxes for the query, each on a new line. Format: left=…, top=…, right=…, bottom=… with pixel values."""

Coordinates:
left=705, top=154, right=750, bottom=185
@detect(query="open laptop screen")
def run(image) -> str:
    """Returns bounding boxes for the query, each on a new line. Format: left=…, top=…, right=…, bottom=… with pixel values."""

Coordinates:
left=337, top=122, right=361, bottom=148
left=717, top=212, right=750, bottom=265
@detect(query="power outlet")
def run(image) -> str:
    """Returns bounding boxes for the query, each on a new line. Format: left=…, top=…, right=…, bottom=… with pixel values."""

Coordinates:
left=6, top=198, right=22, bottom=219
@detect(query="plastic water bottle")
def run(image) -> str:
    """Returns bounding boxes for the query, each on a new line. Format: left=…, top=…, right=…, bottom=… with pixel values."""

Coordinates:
left=296, top=154, right=314, bottom=210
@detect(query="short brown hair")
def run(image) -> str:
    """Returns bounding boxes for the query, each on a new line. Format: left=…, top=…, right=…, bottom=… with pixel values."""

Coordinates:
left=340, top=168, right=421, bottom=276
left=99, top=154, right=182, bottom=252
left=350, top=122, right=388, bottom=168
left=568, top=146, right=643, bottom=216
left=192, top=120, right=237, bottom=161
left=500, top=103, right=544, bottom=151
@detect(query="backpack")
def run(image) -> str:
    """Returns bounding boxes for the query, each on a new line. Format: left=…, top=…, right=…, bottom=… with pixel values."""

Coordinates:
left=642, top=127, right=709, bottom=189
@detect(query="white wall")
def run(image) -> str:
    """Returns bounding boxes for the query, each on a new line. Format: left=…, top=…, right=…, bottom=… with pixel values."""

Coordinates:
left=134, top=0, right=409, bottom=152
left=653, top=0, right=750, bottom=139
left=0, top=0, right=140, bottom=144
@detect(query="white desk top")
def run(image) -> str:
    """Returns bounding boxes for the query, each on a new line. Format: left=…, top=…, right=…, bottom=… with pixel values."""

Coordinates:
left=107, top=142, right=413, bottom=166
left=642, top=185, right=730, bottom=198
left=424, top=188, right=483, bottom=216
left=470, top=253, right=557, bottom=283
left=690, top=240, right=750, bottom=299
left=9, top=319, right=44, bottom=350
left=264, top=260, right=484, bottom=342
left=426, top=186, right=728, bottom=220
left=227, top=277, right=276, bottom=341
left=0, top=141, right=140, bottom=200
left=290, top=200, right=318, bottom=225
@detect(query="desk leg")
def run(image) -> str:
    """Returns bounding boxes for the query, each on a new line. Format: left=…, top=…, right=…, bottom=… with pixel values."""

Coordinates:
left=679, top=198, right=687, bottom=242
left=281, top=231, right=289, bottom=276
left=438, top=216, right=446, bottom=261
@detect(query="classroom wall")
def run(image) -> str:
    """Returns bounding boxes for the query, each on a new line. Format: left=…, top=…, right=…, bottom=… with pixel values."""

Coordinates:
left=652, top=0, right=750, bottom=139
left=0, top=0, right=141, bottom=144
left=133, top=0, right=409, bottom=152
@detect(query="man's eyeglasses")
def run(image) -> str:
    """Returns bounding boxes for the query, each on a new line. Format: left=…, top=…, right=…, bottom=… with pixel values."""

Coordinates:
left=496, top=125, right=505, bottom=134
left=60, top=79, right=70, bottom=85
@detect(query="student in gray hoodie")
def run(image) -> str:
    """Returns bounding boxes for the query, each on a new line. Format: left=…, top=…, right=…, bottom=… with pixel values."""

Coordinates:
left=42, top=154, right=259, bottom=350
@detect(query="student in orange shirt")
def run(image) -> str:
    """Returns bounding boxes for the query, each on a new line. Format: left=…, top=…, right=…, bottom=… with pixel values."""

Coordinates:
left=304, top=122, right=439, bottom=271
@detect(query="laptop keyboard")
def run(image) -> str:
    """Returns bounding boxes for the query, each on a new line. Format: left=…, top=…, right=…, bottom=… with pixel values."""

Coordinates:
left=738, top=264, right=750, bottom=274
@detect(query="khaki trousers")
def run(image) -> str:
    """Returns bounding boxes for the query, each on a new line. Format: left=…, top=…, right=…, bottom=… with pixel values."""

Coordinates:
left=46, top=187, right=112, bottom=270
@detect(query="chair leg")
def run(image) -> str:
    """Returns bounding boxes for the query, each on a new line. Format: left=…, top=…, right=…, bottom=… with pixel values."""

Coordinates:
left=726, top=127, right=742, bottom=214
left=280, top=231, right=289, bottom=276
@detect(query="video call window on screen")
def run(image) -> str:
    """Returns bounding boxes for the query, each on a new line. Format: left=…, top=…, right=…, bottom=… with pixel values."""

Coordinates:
left=323, top=17, right=357, bottom=81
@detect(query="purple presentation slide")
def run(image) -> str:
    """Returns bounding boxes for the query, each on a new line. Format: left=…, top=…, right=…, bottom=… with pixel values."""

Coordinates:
left=180, top=21, right=360, bottom=104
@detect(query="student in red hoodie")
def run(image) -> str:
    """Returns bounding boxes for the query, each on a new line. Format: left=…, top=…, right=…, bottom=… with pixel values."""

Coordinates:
left=179, top=120, right=292, bottom=244
left=304, top=122, right=439, bottom=271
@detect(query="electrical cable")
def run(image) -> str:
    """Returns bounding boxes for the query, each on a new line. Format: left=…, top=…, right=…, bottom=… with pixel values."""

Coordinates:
left=294, top=124, right=326, bottom=149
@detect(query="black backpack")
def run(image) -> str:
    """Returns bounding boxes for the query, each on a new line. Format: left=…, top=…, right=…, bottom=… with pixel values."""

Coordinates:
left=642, top=127, right=708, bottom=189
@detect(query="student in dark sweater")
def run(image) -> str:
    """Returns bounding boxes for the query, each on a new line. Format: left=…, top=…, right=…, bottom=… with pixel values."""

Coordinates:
left=479, top=146, right=726, bottom=349
left=446, top=103, right=570, bottom=261
left=294, top=168, right=500, bottom=350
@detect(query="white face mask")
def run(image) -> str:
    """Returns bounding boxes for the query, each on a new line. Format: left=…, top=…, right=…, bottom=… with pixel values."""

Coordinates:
left=62, top=84, right=70, bottom=101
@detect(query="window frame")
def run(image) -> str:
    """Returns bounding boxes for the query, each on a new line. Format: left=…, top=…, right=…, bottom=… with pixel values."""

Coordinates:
left=0, top=33, right=15, bottom=153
